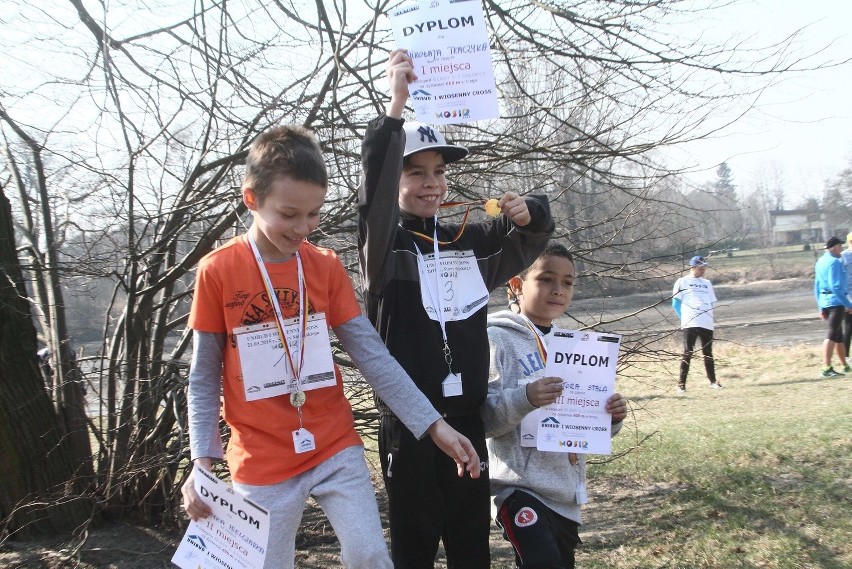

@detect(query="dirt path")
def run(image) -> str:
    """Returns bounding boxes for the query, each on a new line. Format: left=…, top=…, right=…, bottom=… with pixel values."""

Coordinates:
left=570, top=277, right=821, bottom=346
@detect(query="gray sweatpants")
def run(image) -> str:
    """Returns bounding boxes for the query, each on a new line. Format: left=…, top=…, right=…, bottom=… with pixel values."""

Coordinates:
left=233, top=445, right=392, bottom=569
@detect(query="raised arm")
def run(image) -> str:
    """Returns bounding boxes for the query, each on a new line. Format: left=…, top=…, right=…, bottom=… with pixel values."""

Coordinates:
left=386, top=48, right=416, bottom=120
left=357, top=50, right=417, bottom=295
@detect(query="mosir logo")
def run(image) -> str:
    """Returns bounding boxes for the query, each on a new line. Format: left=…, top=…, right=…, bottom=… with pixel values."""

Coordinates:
left=435, top=109, right=470, bottom=119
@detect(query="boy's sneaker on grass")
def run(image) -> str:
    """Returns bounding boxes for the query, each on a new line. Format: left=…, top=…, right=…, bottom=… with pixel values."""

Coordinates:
left=821, top=366, right=842, bottom=378
left=709, top=382, right=723, bottom=389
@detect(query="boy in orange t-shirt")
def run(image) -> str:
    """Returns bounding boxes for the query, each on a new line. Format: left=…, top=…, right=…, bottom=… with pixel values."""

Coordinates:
left=180, top=125, right=479, bottom=569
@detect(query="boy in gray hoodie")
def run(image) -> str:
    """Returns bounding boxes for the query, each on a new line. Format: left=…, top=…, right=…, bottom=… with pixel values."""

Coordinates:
left=482, top=243, right=628, bottom=568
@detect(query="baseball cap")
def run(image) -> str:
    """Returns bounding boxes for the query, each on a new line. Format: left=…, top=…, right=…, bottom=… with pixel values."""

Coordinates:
left=403, top=121, right=469, bottom=163
left=688, top=255, right=708, bottom=267
left=825, top=236, right=843, bottom=249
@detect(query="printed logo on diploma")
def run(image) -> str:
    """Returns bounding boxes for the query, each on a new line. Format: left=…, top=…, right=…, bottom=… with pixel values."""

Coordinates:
left=172, top=465, right=270, bottom=568
left=389, top=0, right=500, bottom=124
left=234, top=313, right=336, bottom=401
left=536, top=329, right=621, bottom=455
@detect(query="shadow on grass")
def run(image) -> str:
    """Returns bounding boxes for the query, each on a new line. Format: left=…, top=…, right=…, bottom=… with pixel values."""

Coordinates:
left=582, top=469, right=848, bottom=568
left=626, top=373, right=837, bottom=403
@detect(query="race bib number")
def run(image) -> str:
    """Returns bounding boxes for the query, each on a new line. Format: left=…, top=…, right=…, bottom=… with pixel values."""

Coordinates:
left=234, top=313, right=336, bottom=402
left=417, top=249, right=489, bottom=322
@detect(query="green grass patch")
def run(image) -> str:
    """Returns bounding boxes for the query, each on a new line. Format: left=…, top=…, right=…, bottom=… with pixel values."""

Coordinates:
left=708, top=246, right=820, bottom=274
left=578, top=342, right=852, bottom=568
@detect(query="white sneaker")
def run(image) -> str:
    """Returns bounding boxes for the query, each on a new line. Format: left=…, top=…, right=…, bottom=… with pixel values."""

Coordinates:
left=709, top=382, right=723, bottom=390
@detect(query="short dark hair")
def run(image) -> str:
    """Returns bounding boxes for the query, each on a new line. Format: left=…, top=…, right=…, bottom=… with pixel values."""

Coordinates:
left=506, top=242, right=574, bottom=309
left=519, top=242, right=574, bottom=279
left=243, top=125, right=328, bottom=202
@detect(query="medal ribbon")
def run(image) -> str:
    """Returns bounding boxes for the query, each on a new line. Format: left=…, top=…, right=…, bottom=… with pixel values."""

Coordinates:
left=518, top=314, right=547, bottom=364
left=406, top=198, right=501, bottom=244
left=407, top=205, right=473, bottom=245
left=414, top=215, right=453, bottom=374
left=247, top=236, right=309, bottom=418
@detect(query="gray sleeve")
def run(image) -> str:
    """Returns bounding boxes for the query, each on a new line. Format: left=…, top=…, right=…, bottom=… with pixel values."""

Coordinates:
left=334, top=315, right=441, bottom=439
left=481, top=328, right=536, bottom=438
left=188, top=330, right=226, bottom=461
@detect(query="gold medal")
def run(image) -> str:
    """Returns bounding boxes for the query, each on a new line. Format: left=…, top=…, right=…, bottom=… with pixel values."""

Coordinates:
left=290, top=390, right=306, bottom=407
left=484, top=198, right=501, bottom=217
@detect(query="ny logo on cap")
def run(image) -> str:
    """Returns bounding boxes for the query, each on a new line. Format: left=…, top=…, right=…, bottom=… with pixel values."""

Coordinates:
left=417, top=125, right=438, bottom=143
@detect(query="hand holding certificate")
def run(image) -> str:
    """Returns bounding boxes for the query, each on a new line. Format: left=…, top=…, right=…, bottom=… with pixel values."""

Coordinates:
left=535, top=330, right=621, bottom=455
left=173, top=466, right=270, bottom=569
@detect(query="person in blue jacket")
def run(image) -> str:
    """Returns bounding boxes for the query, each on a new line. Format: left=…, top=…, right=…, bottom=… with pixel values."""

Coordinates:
left=840, top=232, right=852, bottom=355
left=813, top=236, right=852, bottom=377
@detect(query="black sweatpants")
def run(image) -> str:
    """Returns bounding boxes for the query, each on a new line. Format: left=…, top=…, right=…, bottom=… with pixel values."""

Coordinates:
left=496, top=490, right=581, bottom=569
left=379, top=413, right=491, bottom=569
left=679, top=326, right=716, bottom=386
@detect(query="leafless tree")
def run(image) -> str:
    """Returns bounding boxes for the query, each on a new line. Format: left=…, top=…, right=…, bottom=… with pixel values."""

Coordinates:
left=0, top=0, right=834, bottom=539
left=0, top=181, right=91, bottom=538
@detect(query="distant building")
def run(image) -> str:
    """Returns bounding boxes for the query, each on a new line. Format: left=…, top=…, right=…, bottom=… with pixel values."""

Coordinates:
left=769, top=209, right=826, bottom=245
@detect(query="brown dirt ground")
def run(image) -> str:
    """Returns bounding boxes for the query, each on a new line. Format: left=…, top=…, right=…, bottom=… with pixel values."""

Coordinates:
left=0, top=470, right=661, bottom=568
left=0, top=462, right=514, bottom=568
left=0, top=278, right=817, bottom=568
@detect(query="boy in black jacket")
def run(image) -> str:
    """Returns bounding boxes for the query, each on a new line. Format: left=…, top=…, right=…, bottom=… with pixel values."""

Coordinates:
left=357, top=49, right=555, bottom=568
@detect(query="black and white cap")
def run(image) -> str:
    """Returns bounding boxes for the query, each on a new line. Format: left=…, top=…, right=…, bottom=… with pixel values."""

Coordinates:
left=403, top=121, right=469, bottom=163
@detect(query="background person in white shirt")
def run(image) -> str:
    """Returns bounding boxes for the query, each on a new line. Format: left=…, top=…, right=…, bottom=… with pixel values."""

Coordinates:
left=672, top=256, right=721, bottom=393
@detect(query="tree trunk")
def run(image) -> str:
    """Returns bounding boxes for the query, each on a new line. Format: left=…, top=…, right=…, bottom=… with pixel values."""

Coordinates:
left=0, top=186, right=92, bottom=539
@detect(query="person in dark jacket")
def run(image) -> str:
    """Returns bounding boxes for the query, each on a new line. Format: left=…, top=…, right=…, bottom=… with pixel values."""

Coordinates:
left=357, top=49, right=555, bottom=568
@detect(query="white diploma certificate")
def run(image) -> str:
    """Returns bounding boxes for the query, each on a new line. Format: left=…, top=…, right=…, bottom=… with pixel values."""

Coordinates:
left=536, top=330, right=621, bottom=455
left=172, top=465, right=270, bottom=569
left=389, top=0, right=500, bottom=124
left=234, top=312, right=336, bottom=402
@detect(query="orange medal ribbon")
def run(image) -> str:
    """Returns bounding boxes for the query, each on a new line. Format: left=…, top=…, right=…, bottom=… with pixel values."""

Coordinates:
left=406, top=199, right=499, bottom=245
left=520, top=316, right=547, bottom=363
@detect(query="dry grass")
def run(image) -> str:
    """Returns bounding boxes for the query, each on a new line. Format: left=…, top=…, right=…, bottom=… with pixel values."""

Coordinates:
left=4, top=339, right=849, bottom=568
left=573, top=341, right=852, bottom=569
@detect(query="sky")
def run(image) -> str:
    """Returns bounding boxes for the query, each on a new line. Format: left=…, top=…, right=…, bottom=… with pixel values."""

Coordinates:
left=2, top=1, right=849, bottom=210
left=674, top=0, right=852, bottom=207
